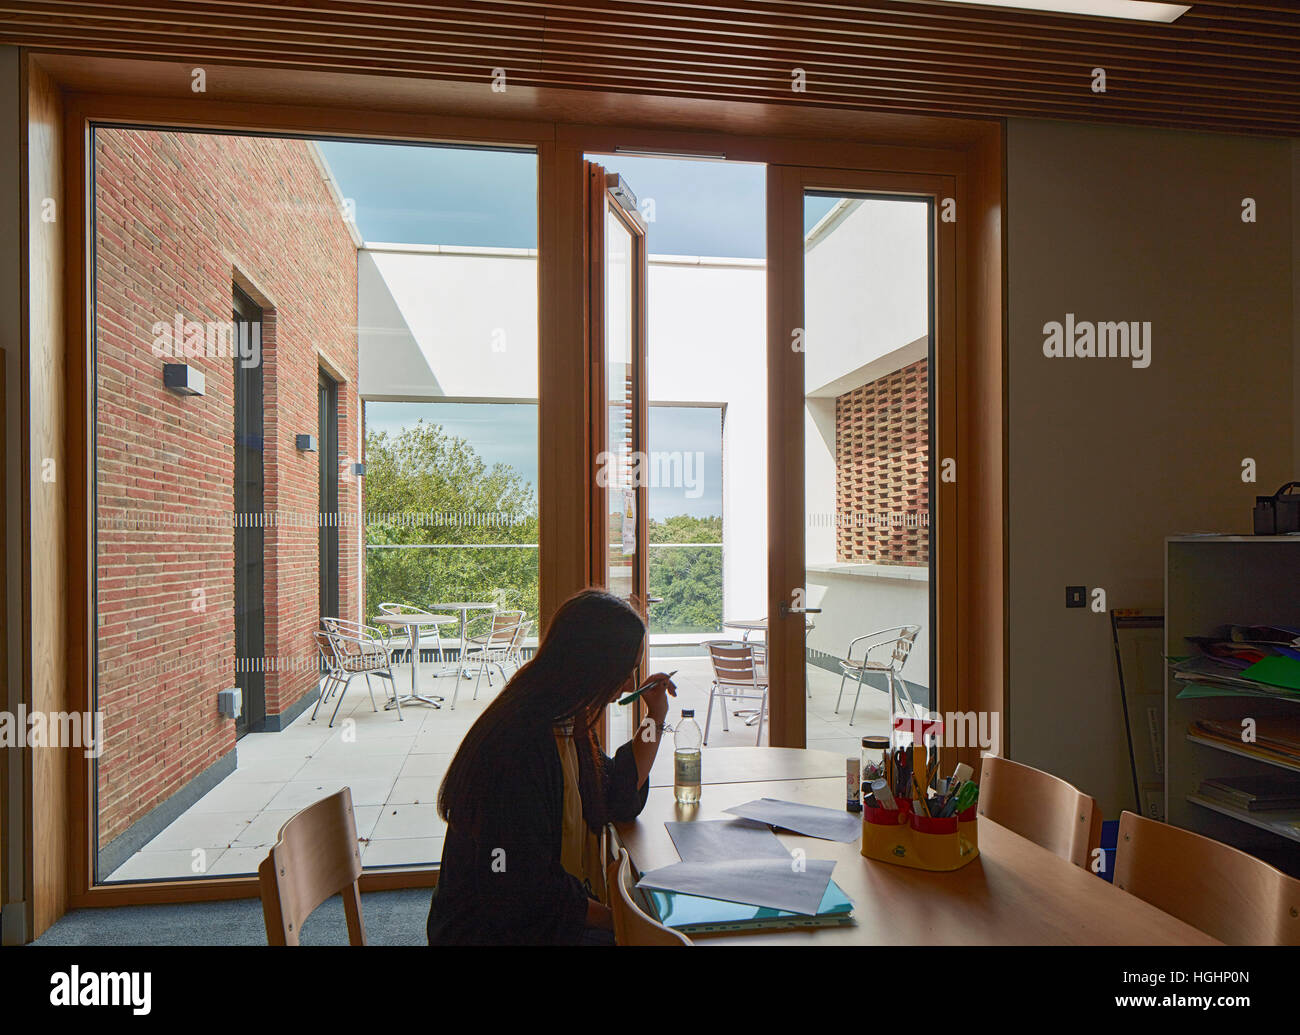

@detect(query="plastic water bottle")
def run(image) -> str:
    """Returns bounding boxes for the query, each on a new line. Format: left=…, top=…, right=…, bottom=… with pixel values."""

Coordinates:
left=674, top=709, right=702, bottom=804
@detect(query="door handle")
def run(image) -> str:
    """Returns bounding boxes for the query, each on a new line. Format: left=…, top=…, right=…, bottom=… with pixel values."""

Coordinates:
left=778, top=603, right=822, bottom=615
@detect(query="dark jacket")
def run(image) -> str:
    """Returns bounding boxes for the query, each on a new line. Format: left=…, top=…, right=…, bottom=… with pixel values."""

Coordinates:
left=427, top=720, right=648, bottom=945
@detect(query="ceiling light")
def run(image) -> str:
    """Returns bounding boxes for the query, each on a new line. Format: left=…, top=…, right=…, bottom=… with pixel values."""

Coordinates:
left=911, top=1, right=1190, bottom=22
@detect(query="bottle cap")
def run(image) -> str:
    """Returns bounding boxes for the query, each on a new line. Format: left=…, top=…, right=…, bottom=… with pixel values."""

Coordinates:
left=681, top=709, right=695, bottom=717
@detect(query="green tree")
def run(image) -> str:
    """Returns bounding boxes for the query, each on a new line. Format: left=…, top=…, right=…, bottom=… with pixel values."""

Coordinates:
left=647, top=513, right=723, bottom=633
left=364, top=419, right=539, bottom=624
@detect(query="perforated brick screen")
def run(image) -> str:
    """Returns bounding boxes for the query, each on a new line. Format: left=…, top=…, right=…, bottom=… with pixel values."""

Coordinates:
left=834, top=358, right=929, bottom=566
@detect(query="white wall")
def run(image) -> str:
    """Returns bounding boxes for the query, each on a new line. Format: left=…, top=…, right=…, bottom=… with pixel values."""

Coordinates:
left=805, top=198, right=930, bottom=395
left=643, top=257, right=766, bottom=623
left=359, top=244, right=539, bottom=401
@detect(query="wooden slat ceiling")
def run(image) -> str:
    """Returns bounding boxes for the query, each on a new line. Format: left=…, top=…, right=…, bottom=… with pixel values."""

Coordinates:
left=2, top=0, right=1298, bottom=136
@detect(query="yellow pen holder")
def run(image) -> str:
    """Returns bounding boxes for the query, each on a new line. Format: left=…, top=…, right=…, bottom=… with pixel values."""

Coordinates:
left=861, top=800, right=979, bottom=871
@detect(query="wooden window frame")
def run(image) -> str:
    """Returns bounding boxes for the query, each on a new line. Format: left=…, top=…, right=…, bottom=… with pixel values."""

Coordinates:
left=19, top=51, right=1003, bottom=926
left=767, top=167, right=957, bottom=765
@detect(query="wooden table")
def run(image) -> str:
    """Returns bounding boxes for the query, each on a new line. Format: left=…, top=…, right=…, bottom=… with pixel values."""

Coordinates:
left=616, top=764, right=1219, bottom=945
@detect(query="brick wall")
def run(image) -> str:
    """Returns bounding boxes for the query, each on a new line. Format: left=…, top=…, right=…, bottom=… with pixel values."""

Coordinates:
left=94, top=128, right=360, bottom=851
left=834, top=358, right=929, bottom=566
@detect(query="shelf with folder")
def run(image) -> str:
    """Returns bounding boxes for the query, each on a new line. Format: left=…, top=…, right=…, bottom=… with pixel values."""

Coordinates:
left=1184, top=731, right=1300, bottom=776
left=1186, top=794, right=1300, bottom=845
left=1164, top=536, right=1300, bottom=876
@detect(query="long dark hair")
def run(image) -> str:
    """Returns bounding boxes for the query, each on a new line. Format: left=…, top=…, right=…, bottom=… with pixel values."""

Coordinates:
left=437, top=589, right=645, bottom=836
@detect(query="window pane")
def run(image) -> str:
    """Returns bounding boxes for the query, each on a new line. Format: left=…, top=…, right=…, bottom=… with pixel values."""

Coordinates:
left=92, top=129, right=537, bottom=881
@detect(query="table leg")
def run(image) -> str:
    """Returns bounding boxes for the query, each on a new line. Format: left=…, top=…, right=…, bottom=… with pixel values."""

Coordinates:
left=386, top=620, right=444, bottom=711
left=459, top=610, right=474, bottom=679
left=410, top=623, right=421, bottom=697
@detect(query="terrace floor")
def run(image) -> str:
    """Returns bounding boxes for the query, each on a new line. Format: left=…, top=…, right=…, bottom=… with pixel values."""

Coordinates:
left=104, top=652, right=899, bottom=882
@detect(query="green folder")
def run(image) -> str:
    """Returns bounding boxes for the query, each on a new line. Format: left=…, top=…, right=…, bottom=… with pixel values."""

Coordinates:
left=1242, top=656, right=1300, bottom=692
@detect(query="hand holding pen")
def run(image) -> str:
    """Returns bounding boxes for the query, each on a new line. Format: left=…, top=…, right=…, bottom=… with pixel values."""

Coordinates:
left=618, top=670, right=678, bottom=723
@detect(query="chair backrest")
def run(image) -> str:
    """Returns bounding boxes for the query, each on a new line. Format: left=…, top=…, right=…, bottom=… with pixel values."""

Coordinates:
left=379, top=602, right=433, bottom=617
left=889, top=625, right=921, bottom=669
left=258, top=787, right=367, bottom=946
left=323, top=617, right=388, bottom=656
left=608, top=848, right=691, bottom=946
left=314, top=628, right=344, bottom=674
left=1115, top=810, right=1300, bottom=945
left=977, top=755, right=1100, bottom=869
left=511, top=619, right=534, bottom=649
left=488, top=609, right=526, bottom=646
left=705, top=640, right=761, bottom=687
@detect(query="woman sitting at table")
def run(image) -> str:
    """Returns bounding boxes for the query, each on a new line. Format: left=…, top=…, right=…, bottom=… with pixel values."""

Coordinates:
left=428, top=589, right=677, bottom=945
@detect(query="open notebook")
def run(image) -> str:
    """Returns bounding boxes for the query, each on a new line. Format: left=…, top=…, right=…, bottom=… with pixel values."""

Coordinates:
left=643, top=879, right=855, bottom=935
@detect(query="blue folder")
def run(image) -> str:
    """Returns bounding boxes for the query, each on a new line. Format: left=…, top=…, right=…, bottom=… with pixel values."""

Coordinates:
left=643, top=879, right=855, bottom=934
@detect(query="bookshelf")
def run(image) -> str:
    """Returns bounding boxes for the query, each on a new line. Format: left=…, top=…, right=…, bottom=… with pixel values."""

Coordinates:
left=1164, top=536, right=1300, bottom=876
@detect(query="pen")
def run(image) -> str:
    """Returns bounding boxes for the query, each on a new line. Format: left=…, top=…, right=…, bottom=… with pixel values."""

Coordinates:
left=617, top=669, right=678, bottom=706
left=912, top=771, right=931, bottom=816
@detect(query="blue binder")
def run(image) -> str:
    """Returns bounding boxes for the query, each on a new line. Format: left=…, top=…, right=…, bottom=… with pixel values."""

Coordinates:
left=643, top=879, right=855, bottom=934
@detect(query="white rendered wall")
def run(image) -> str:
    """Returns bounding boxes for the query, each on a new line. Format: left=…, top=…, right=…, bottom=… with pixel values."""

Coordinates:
left=359, top=244, right=539, bottom=401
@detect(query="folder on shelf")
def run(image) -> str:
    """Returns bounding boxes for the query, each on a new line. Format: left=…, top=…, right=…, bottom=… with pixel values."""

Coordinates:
left=1241, top=656, right=1300, bottom=692
left=1198, top=774, right=1300, bottom=812
left=1189, top=717, right=1300, bottom=767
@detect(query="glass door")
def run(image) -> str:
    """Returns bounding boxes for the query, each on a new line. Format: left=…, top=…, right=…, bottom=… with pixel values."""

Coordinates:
left=766, top=166, right=954, bottom=759
left=587, top=162, right=650, bottom=745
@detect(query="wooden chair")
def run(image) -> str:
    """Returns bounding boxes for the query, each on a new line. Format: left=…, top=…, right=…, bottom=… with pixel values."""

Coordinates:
left=1115, top=810, right=1300, bottom=945
left=606, top=846, right=691, bottom=946
left=258, top=787, right=367, bottom=945
left=977, top=755, right=1100, bottom=869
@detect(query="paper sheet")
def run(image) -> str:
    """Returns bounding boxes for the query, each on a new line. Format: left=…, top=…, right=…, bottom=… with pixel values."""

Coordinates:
left=665, top=818, right=792, bottom=862
left=723, top=797, right=863, bottom=842
left=636, top=858, right=837, bottom=915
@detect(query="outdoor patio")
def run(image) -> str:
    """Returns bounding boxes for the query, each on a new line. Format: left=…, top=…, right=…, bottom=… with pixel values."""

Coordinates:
left=104, top=649, right=894, bottom=882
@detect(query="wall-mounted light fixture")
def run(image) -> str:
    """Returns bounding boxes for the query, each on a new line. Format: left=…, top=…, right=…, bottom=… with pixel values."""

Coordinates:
left=349, top=462, right=366, bottom=477
left=163, top=363, right=205, bottom=396
left=296, top=434, right=318, bottom=452
left=217, top=687, right=242, bottom=720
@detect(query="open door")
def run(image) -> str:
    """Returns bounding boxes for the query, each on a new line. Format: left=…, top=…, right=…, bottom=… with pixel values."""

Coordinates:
left=586, top=161, right=649, bottom=747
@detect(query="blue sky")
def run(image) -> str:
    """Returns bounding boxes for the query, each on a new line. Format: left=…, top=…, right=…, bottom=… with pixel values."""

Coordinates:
left=316, top=140, right=836, bottom=256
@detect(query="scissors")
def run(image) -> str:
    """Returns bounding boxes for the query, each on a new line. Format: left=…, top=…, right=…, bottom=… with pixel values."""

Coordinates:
left=893, top=747, right=911, bottom=799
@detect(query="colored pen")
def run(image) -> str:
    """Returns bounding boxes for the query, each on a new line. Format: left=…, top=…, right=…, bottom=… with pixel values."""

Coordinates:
left=912, top=771, right=932, bottom=816
left=617, top=670, right=677, bottom=706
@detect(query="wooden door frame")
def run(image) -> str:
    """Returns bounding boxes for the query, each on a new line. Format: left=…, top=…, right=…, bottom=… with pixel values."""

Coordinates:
left=21, top=51, right=1002, bottom=925
left=766, top=167, right=959, bottom=771
left=586, top=162, right=650, bottom=752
